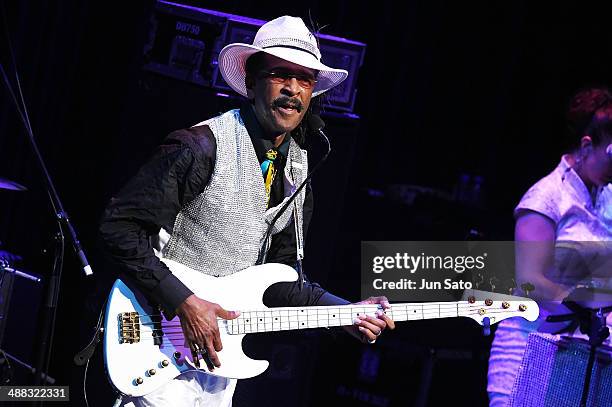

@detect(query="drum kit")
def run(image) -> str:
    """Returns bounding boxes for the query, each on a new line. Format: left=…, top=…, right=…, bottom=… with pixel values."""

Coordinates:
left=0, top=175, right=36, bottom=280
left=0, top=176, right=45, bottom=384
left=0, top=175, right=29, bottom=274
left=0, top=176, right=27, bottom=192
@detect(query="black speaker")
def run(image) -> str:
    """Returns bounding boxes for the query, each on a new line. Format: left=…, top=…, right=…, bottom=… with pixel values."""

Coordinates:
left=0, top=263, right=14, bottom=350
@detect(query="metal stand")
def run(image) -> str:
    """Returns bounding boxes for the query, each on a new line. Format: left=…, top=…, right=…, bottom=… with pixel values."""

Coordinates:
left=546, top=299, right=612, bottom=407
left=0, top=349, right=55, bottom=384
left=0, top=10, right=95, bottom=390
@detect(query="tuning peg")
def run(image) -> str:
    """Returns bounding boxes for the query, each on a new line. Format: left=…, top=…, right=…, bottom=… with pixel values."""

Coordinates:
left=489, top=277, right=499, bottom=292
left=508, top=279, right=516, bottom=295
left=520, top=282, right=535, bottom=297
left=474, top=272, right=484, bottom=288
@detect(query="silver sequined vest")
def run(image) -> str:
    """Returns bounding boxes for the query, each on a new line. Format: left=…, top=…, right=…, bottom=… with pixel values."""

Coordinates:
left=161, top=109, right=308, bottom=276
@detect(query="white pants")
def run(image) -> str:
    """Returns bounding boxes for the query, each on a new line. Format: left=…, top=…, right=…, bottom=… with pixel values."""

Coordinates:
left=119, top=371, right=237, bottom=407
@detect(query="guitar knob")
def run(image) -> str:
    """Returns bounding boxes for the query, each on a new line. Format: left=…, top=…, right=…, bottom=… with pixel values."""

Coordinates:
left=519, top=304, right=527, bottom=312
left=485, top=299, right=493, bottom=306
left=135, top=377, right=144, bottom=385
left=148, top=369, right=157, bottom=376
left=502, top=302, right=510, bottom=309
left=173, top=351, right=181, bottom=360
left=468, top=296, right=476, bottom=304
left=161, top=360, right=169, bottom=368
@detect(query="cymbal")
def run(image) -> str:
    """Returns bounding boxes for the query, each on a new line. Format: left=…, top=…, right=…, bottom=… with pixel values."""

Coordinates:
left=0, top=177, right=27, bottom=191
left=0, top=250, right=23, bottom=264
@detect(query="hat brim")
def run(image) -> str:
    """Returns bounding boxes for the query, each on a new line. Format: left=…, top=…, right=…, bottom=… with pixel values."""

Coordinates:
left=218, top=43, right=348, bottom=98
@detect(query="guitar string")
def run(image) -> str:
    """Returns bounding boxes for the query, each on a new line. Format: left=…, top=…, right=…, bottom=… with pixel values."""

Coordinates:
left=121, top=309, right=527, bottom=342
left=136, top=308, right=521, bottom=330
left=129, top=301, right=531, bottom=320
left=121, top=303, right=532, bottom=341
left=130, top=307, right=526, bottom=326
left=134, top=305, right=526, bottom=325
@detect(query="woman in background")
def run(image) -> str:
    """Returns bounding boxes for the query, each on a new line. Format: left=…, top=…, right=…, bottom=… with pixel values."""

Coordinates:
left=487, top=86, right=612, bottom=406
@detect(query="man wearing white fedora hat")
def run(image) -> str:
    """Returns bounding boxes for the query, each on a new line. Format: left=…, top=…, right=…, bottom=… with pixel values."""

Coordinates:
left=101, top=15, right=394, bottom=406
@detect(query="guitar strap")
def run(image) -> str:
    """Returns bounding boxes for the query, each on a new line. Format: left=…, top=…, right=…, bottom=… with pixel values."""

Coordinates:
left=289, top=146, right=307, bottom=287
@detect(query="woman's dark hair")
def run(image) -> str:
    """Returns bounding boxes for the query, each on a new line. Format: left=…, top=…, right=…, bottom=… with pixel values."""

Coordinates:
left=582, top=103, right=612, bottom=147
left=566, top=86, right=612, bottom=146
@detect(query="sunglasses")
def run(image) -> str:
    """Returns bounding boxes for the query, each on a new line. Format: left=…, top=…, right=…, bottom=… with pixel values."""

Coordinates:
left=258, top=70, right=317, bottom=89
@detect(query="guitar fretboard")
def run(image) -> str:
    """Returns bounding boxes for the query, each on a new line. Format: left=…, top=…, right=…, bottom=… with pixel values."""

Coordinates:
left=225, top=302, right=468, bottom=334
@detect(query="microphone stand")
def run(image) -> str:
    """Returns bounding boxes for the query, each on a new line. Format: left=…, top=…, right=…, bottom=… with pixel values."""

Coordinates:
left=546, top=294, right=612, bottom=407
left=256, top=118, right=331, bottom=267
left=0, top=26, right=93, bottom=389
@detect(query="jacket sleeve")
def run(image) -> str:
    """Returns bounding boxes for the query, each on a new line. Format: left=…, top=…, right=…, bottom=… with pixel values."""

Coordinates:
left=99, top=126, right=216, bottom=319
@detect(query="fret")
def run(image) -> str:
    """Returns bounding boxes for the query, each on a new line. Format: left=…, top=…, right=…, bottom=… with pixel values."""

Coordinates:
left=306, top=311, right=317, bottom=329
left=271, top=309, right=279, bottom=332
left=228, top=302, right=467, bottom=334
left=388, top=303, right=461, bottom=322
left=256, top=310, right=263, bottom=333
left=290, top=309, right=299, bottom=330
left=244, top=311, right=252, bottom=333
left=325, top=307, right=342, bottom=328
left=297, top=309, right=307, bottom=329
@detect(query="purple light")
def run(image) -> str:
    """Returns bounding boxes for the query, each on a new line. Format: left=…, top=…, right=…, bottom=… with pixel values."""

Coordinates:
left=158, top=1, right=365, bottom=46
left=215, top=92, right=230, bottom=98
left=160, top=1, right=266, bottom=26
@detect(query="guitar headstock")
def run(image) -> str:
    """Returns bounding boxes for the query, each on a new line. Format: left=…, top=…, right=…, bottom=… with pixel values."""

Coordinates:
left=459, top=289, right=539, bottom=326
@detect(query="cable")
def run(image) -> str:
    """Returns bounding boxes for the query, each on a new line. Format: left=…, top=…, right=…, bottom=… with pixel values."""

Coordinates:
left=0, top=1, right=31, bottom=133
left=2, top=5, right=75, bottom=388
left=1, top=0, right=92, bottom=277
left=74, top=300, right=107, bottom=406
left=83, top=359, right=90, bottom=407
left=0, top=1, right=32, bottom=135
left=0, top=349, right=13, bottom=384
left=257, top=115, right=330, bottom=265
left=39, top=220, right=65, bottom=393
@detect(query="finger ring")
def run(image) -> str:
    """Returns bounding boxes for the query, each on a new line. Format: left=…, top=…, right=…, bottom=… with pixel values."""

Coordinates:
left=375, top=330, right=382, bottom=336
left=367, top=338, right=376, bottom=344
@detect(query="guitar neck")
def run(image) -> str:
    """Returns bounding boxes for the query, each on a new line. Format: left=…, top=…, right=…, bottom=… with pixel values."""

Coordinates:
left=225, top=302, right=467, bottom=334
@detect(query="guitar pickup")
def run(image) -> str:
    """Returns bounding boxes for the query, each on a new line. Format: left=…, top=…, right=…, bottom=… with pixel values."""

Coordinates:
left=119, top=312, right=141, bottom=344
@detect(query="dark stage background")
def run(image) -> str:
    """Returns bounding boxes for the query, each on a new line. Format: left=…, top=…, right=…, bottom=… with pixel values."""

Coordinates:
left=0, top=1, right=610, bottom=406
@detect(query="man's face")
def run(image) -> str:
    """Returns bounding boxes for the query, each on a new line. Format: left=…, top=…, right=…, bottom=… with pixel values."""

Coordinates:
left=247, top=53, right=316, bottom=138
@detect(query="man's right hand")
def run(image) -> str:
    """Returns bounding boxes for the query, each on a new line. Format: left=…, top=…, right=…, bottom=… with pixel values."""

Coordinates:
left=175, top=294, right=240, bottom=371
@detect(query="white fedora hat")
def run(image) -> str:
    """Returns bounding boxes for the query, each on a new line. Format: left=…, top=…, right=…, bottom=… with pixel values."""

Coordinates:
left=218, top=16, right=348, bottom=98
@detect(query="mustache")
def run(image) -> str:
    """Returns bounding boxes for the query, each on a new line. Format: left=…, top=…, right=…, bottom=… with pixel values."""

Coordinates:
left=273, top=96, right=303, bottom=113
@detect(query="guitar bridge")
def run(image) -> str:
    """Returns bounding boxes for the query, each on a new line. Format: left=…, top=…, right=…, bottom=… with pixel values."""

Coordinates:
left=119, top=312, right=140, bottom=344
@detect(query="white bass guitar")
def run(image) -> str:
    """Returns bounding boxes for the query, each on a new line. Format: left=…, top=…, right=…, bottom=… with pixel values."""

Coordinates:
left=104, top=258, right=539, bottom=397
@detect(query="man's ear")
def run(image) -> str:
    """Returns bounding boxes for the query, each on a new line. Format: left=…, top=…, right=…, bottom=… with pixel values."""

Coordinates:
left=245, top=75, right=255, bottom=99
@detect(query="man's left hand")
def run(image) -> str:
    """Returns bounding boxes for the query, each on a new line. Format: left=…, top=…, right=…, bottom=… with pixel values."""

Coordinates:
left=344, top=296, right=395, bottom=344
